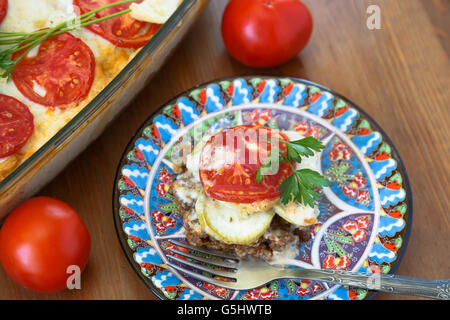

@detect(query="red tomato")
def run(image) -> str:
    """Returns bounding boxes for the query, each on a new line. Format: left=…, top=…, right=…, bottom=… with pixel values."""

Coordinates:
left=0, top=0, right=7, bottom=24
left=199, top=125, right=293, bottom=203
left=12, top=33, right=95, bottom=107
left=0, top=197, right=91, bottom=293
left=0, top=95, right=34, bottom=158
left=74, top=0, right=161, bottom=48
left=221, top=0, right=313, bottom=68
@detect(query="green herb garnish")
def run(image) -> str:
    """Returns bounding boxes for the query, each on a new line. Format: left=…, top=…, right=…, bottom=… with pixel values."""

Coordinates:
left=256, top=136, right=330, bottom=207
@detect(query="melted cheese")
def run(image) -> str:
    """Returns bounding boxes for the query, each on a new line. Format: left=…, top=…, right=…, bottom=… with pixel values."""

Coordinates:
left=283, top=130, right=322, bottom=172
left=1, top=1, right=77, bottom=32
left=130, top=0, right=182, bottom=24
left=273, top=201, right=319, bottom=227
left=185, top=135, right=210, bottom=183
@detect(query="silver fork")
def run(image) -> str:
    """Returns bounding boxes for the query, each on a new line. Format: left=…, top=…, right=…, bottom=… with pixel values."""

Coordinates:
left=166, top=240, right=450, bottom=300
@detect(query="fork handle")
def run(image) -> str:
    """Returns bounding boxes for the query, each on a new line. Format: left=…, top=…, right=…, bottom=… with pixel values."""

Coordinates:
left=286, top=269, right=450, bottom=300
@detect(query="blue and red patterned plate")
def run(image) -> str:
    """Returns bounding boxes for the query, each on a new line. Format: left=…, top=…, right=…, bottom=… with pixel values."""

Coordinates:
left=113, top=77, right=412, bottom=300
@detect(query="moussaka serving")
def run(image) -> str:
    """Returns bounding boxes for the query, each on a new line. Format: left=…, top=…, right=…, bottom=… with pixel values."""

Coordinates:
left=171, top=125, right=326, bottom=261
left=113, top=77, right=411, bottom=300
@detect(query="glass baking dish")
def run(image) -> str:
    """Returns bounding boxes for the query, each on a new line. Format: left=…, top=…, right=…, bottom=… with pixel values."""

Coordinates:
left=0, top=0, right=209, bottom=219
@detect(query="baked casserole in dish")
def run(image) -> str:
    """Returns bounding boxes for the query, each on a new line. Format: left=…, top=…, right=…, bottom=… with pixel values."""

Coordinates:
left=0, top=0, right=208, bottom=218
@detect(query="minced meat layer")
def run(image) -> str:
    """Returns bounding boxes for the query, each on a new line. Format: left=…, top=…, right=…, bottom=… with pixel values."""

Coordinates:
left=170, top=175, right=311, bottom=261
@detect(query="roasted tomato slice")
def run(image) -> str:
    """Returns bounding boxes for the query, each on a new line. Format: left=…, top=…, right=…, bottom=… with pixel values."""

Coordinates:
left=199, top=125, right=293, bottom=204
left=74, top=0, right=161, bottom=48
left=0, top=95, right=34, bottom=158
left=0, top=0, right=7, bottom=24
left=12, top=33, right=96, bottom=107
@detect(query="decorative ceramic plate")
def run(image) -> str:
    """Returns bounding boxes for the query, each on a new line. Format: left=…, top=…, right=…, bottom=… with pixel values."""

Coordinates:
left=113, top=77, right=412, bottom=300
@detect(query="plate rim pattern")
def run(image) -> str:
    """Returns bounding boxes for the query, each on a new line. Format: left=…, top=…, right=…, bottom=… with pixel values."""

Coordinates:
left=112, top=76, right=413, bottom=300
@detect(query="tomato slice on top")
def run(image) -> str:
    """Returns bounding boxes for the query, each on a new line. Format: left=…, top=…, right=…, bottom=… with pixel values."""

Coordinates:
left=199, top=125, right=293, bottom=204
left=0, top=0, right=7, bottom=24
left=74, top=0, right=161, bottom=48
left=0, top=95, right=34, bottom=158
left=12, top=33, right=96, bottom=107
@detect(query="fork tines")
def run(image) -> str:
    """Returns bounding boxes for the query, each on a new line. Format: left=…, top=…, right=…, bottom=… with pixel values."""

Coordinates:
left=166, top=240, right=239, bottom=285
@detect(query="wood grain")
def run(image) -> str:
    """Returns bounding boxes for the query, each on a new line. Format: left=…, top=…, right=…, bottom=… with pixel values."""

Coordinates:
left=0, top=0, right=448, bottom=300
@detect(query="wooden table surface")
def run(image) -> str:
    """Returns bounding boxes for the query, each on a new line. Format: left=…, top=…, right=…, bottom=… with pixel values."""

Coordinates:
left=1, top=0, right=449, bottom=300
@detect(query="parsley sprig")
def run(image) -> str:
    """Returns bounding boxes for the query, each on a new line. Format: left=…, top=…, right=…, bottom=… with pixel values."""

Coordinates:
left=0, top=0, right=136, bottom=79
left=256, top=136, right=330, bottom=208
